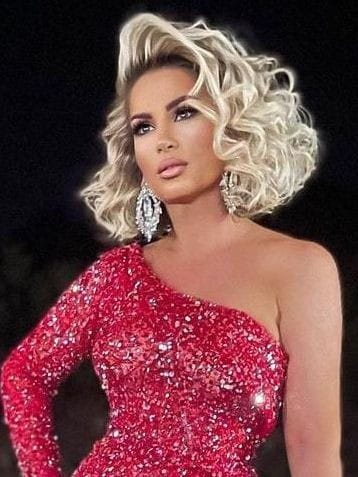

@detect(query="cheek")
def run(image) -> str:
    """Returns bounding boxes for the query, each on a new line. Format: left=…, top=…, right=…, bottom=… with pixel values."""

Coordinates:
left=183, top=120, right=215, bottom=152
left=133, top=140, right=151, bottom=171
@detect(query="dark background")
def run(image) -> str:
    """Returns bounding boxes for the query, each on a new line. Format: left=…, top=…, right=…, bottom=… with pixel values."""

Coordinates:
left=0, top=1, right=357, bottom=475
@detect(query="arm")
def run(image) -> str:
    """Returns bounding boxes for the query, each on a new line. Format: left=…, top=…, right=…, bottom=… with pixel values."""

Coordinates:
left=277, top=240, right=343, bottom=477
left=0, top=250, right=111, bottom=477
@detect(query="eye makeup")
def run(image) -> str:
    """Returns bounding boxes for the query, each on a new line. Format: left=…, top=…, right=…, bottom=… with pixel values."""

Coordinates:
left=131, top=105, right=198, bottom=137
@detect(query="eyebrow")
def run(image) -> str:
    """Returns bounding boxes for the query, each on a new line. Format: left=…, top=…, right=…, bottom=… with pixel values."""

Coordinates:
left=130, top=94, right=197, bottom=122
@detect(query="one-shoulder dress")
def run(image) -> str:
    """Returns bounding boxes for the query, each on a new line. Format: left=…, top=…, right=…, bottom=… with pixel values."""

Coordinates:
left=0, top=240, right=289, bottom=476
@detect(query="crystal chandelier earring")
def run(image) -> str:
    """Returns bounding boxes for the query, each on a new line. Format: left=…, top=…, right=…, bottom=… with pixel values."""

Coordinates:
left=219, top=169, right=240, bottom=215
left=135, top=181, right=163, bottom=243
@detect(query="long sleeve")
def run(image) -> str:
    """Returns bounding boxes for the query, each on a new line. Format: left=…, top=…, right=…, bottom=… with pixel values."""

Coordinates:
left=0, top=250, right=111, bottom=477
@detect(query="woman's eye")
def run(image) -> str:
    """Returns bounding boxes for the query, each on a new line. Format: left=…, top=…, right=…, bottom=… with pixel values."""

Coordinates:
left=131, top=106, right=197, bottom=137
left=175, top=106, right=197, bottom=121
left=132, top=122, right=151, bottom=136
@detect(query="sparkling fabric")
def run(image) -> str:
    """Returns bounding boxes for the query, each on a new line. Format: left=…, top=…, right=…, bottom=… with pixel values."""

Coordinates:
left=1, top=241, right=289, bottom=476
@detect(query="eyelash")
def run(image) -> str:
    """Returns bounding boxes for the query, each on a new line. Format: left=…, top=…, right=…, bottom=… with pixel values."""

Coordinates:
left=131, top=106, right=198, bottom=137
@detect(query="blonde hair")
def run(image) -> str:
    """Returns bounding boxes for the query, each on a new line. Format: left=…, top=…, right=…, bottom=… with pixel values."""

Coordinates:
left=78, top=12, right=321, bottom=245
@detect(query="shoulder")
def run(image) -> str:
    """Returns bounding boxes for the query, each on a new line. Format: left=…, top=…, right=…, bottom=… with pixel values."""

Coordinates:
left=275, top=236, right=342, bottom=309
left=81, top=243, right=134, bottom=285
left=265, top=232, right=341, bottom=310
left=96, top=242, right=133, bottom=265
left=269, top=235, right=340, bottom=285
left=268, top=236, right=342, bottom=354
left=251, top=224, right=342, bottom=315
left=250, top=222, right=339, bottom=282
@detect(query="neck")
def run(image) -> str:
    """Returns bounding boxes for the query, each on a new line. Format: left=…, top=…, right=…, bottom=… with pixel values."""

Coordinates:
left=162, top=187, right=251, bottom=255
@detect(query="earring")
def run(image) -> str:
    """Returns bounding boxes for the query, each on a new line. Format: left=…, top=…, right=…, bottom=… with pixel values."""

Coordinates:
left=135, top=182, right=163, bottom=243
left=219, top=169, right=239, bottom=214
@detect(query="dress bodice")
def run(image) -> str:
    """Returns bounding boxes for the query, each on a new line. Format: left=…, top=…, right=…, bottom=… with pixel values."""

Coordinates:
left=1, top=241, right=289, bottom=476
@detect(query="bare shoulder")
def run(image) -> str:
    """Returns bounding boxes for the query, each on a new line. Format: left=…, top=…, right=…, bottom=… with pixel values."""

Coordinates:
left=251, top=223, right=339, bottom=281
left=249, top=222, right=341, bottom=312
left=269, top=234, right=339, bottom=283
left=259, top=228, right=343, bottom=349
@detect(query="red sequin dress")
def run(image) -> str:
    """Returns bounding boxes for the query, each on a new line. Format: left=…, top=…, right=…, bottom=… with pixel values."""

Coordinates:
left=1, top=241, right=289, bottom=477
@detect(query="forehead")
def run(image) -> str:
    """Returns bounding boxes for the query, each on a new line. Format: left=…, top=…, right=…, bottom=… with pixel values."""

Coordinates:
left=128, top=66, right=197, bottom=112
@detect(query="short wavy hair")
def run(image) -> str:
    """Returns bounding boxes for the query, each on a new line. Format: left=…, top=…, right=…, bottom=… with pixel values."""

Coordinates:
left=78, top=11, right=321, bottom=245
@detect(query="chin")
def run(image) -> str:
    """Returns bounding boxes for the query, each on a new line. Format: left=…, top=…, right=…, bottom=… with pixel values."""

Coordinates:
left=158, top=189, right=201, bottom=204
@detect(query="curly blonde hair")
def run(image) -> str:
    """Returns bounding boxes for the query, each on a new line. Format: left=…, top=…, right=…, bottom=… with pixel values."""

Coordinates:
left=78, top=11, right=321, bottom=245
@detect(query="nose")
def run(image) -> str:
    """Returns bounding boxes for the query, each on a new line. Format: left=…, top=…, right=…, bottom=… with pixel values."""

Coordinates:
left=157, top=125, right=179, bottom=153
left=157, top=139, right=177, bottom=153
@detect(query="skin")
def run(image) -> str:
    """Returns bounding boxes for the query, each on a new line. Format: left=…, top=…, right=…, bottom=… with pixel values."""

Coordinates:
left=276, top=241, right=343, bottom=476
left=128, top=66, right=343, bottom=476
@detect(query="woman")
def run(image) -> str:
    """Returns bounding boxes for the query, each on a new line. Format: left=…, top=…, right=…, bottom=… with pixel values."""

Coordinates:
left=1, top=11, right=343, bottom=477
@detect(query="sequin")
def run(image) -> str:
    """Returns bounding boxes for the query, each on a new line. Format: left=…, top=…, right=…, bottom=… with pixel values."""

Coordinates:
left=0, top=241, right=289, bottom=476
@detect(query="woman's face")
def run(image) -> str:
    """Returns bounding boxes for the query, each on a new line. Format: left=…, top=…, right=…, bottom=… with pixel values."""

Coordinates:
left=128, top=66, right=225, bottom=205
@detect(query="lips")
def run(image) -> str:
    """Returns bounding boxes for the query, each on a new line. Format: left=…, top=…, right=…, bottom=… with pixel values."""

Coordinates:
left=157, top=158, right=188, bottom=174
